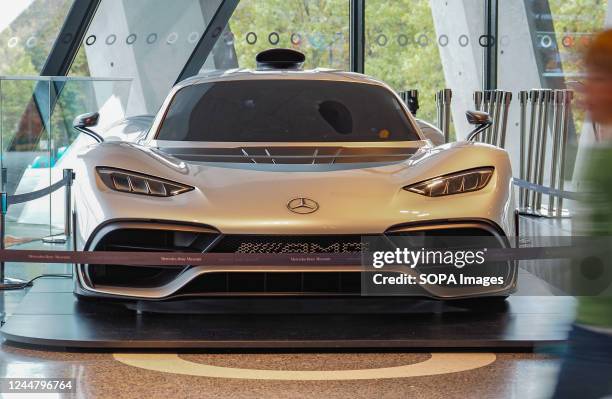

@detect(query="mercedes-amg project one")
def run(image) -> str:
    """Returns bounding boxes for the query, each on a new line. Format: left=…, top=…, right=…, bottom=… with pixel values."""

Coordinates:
left=71, top=49, right=517, bottom=301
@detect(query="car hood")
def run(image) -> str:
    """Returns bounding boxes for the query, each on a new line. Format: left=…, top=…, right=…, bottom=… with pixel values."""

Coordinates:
left=74, top=141, right=512, bottom=235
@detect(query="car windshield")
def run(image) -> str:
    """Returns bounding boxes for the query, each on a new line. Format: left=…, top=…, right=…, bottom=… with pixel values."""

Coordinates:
left=155, top=79, right=419, bottom=142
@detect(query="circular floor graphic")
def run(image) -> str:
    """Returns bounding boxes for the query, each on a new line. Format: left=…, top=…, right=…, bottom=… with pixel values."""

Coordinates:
left=113, top=353, right=496, bottom=381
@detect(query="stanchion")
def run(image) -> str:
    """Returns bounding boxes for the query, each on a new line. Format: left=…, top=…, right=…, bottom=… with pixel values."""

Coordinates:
left=473, top=91, right=483, bottom=112
left=548, top=90, right=563, bottom=215
left=534, top=90, right=552, bottom=211
left=1, top=168, right=6, bottom=193
left=491, top=91, right=503, bottom=145
left=519, top=91, right=529, bottom=207
left=472, top=90, right=512, bottom=147
left=557, top=90, right=573, bottom=216
left=0, top=192, right=29, bottom=289
left=524, top=90, right=539, bottom=209
left=518, top=88, right=574, bottom=217
left=398, top=90, right=419, bottom=116
left=435, top=89, right=452, bottom=143
left=43, top=169, right=75, bottom=244
left=498, top=92, right=512, bottom=149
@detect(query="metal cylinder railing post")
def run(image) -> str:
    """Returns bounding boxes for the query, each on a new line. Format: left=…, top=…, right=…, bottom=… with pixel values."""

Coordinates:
left=525, top=90, right=540, bottom=209
left=535, top=89, right=552, bottom=211
left=519, top=91, right=528, bottom=207
left=63, top=169, right=74, bottom=238
left=399, top=89, right=419, bottom=116
left=442, top=88, right=452, bottom=143
left=474, top=91, right=483, bottom=112
left=491, top=91, right=503, bottom=145
left=1, top=168, right=6, bottom=193
left=436, top=91, right=443, bottom=134
left=435, top=89, right=452, bottom=143
left=483, top=91, right=492, bottom=142
left=499, top=91, right=512, bottom=149
left=548, top=90, right=563, bottom=215
left=558, top=90, right=573, bottom=216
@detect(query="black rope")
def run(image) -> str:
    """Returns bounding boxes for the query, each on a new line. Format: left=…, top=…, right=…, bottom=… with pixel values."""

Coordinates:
left=7, top=171, right=73, bottom=206
left=1, top=274, right=71, bottom=291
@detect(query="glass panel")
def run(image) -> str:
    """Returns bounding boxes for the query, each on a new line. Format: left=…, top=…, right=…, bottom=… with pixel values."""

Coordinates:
left=499, top=0, right=609, bottom=135
left=0, top=77, right=131, bottom=243
left=364, top=0, right=486, bottom=140
left=0, top=0, right=75, bottom=75
left=202, top=0, right=350, bottom=72
left=0, top=78, right=52, bottom=242
left=497, top=0, right=609, bottom=188
left=68, top=0, right=223, bottom=115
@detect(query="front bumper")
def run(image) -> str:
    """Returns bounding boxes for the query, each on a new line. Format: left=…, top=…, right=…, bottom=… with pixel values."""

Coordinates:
left=75, top=219, right=517, bottom=301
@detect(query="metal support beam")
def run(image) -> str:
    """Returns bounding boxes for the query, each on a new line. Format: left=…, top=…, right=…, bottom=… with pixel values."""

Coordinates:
left=41, top=0, right=102, bottom=76
left=176, top=0, right=240, bottom=83
left=484, top=0, right=498, bottom=90
left=350, top=0, right=365, bottom=73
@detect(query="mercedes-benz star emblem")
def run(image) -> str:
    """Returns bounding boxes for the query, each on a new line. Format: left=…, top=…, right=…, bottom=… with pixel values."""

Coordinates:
left=287, top=197, right=319, bottom=214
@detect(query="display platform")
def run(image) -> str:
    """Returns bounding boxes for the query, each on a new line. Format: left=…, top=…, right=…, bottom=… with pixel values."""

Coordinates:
left=1, top=278, right=573, bottom=350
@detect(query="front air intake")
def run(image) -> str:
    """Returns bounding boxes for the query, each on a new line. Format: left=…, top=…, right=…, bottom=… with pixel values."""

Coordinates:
left=255, top=48, right=305, bottom=70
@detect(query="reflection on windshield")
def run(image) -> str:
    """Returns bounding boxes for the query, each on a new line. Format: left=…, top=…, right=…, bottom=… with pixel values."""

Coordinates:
left=157, top=79, right=419, bottom=142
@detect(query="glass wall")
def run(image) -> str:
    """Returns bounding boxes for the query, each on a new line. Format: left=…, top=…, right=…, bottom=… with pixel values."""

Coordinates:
left=497, top=0, right=609, bottom=186
left=204, top=0, right=350, bottom=72
left=68, top=0, right=224, bottom=115
left=0, top=77, right=131, bottom=241
left=365, top=0, right=486, bottom=139
left=0, top=0, right=75, bottom=76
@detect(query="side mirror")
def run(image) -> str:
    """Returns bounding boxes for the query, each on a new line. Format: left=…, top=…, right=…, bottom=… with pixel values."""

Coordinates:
left=73, top=112, right=103, bottom=143
left=465, top=110, right=492, bottom=141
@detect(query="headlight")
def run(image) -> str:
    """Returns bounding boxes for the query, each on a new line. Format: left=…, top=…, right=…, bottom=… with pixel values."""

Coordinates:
left=96, top=167, right=193, bottom=197
left=403, top=167, right=494, bottom=197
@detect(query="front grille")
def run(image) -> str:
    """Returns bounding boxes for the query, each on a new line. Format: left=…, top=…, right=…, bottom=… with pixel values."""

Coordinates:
left=180, top=272, right=363, bottom=295
left=209, top=235, right=366, bottom=254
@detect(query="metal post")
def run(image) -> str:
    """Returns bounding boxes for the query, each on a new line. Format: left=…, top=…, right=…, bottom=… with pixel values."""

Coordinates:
left=548, top=90, right=563, bottom=216
left=0, top=191, right=28, bottom=289
left=530, top=90, right=546, bottom=211
left=499, top=91, right=512, bottom=149
left=442, top=89, right=452, bottom=143
left=525, top=90, right=540, bottom=209
left=483, top=91, right=492, bottom=143
left=518, top=91, right=528, bottom=207
left=436, top=91, right=443, bottom=134
left=557, top=90, right=573, bottom=216
left=64, top=169, right=74, bottom=238
left=42, top=168, right=75, bottom=245
left=474, top=91, right=483, bottom=111
left=0, top=192, right=5, bottom=282
left=399, top=90, right=419, bottom=116
left=1, top=168, right=6, bottom=193
left=491, top=91, right=504, bottom=146
left=535, top=90, right=552, bottom=212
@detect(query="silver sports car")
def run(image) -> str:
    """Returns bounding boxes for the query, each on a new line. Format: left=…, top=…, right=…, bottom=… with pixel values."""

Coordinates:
left=72, top=49, right=516, bottom=301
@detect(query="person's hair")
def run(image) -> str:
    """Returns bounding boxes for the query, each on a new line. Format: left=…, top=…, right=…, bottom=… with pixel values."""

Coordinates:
left=585, top=29, right=612, bottom=71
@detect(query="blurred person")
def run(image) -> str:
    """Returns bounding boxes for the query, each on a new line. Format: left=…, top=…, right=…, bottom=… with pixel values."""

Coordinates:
left=552, top=29, right=612, bottom=399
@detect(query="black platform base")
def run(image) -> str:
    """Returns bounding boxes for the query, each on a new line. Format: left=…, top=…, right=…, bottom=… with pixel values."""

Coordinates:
left=1, top=279, right=573, bottom=350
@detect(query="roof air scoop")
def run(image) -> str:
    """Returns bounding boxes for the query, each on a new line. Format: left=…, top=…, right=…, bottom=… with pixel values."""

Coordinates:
left=255, top=48, right=305, bottom=70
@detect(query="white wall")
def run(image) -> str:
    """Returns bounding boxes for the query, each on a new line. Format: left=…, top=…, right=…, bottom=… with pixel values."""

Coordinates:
left=429, top=0, right=484, bottom=140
